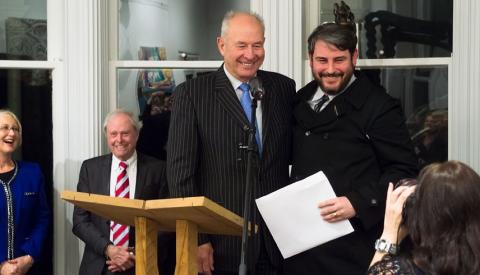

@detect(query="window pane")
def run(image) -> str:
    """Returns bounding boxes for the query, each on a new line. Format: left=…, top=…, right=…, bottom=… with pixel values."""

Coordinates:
left=361, top=67, right=448, bottom=168
left=118, top=0, right=250, bottom=61
left=0, top=68, right=53, bottom=274
left=304, top=0, right=452, bottom=59
left=0, top=0, right=47, bottom=60
left=117, top=68, right=216, bottom=159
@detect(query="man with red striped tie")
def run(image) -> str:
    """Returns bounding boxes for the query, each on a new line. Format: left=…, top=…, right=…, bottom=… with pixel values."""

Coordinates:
left=73, top=109, right=172, bottom=275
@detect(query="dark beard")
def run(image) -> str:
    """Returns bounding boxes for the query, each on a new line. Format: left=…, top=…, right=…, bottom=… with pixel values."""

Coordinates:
left=315, top=69, right=353, bottom=95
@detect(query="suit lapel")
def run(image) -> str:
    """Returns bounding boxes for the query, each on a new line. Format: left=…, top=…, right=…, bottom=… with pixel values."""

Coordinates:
left=135, top=153, right=146, bottom=199
left=99, top=155, right=112, bottom=196
left=214, top=67, right=251, bottom=128
left=258, top=71, right=273, bottom=147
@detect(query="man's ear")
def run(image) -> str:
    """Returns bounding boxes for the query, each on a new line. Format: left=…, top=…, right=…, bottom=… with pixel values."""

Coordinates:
left=352, top=49, right=359, bottom=66
left=217, top=37, right=225, bottom=56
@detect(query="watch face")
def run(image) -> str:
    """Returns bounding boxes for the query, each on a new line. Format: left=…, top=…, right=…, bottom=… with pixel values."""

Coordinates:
left=379, top=241, right=387, bottom=250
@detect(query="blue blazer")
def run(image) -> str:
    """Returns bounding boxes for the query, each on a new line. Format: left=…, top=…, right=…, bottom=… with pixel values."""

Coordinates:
left=0, top=161, right=50, bottom=262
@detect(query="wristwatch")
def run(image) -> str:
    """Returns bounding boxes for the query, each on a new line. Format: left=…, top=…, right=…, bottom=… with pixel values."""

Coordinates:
left=374, top=238, right=399, bottom=255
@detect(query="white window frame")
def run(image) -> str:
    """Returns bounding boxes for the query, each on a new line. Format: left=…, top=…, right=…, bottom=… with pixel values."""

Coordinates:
left=4, top=0, right=479, bottom=274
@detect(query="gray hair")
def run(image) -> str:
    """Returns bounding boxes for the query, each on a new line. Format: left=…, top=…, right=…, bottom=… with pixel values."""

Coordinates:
left=103, top=109, right=141, bottom=134
left=0, top=109, right=22, bottom=134
left=307, top=23, right=357, bottom=56
left=220, top=10, right=265, bottom=38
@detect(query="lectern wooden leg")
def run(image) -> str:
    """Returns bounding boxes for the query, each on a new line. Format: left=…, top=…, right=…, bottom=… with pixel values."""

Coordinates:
left=135, top=216, right=159, bottom=275
left=175, top=220, right=198, bottom=275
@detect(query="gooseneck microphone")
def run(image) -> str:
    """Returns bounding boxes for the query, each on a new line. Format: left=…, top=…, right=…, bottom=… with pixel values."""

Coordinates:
left=249, top=76, right=265, bottom=100
left=239, top=76, right=263, bottom=275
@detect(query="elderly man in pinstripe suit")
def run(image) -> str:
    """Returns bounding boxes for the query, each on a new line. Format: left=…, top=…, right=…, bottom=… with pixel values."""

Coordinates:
left=167, top=11, right=295, bottom=275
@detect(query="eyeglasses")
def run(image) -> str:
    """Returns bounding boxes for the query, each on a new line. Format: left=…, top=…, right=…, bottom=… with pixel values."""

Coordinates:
left=0, top=125, right=20, bottom=133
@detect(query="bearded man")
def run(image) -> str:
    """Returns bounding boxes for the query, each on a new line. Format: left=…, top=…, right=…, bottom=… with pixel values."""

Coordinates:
left=285, top=10, right=418, bottom=275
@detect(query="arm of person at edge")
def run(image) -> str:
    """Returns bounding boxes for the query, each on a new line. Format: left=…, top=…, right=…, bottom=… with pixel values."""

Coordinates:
left=319, top=97, right=418, bottom=227
left=369, top=183, right=415, bottom=268
left=167, top=83, right=214, bottom=274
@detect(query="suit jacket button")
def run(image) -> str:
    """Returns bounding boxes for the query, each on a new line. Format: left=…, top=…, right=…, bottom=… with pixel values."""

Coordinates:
left=243, top=125, right=250, bottom=131
left=305, top=131, right=311, bottom=136
left=323, top=133, right=329, bottom=139
left=370, top=199, right=378, bottom=206
left=237, top=158, right=242, bottom=161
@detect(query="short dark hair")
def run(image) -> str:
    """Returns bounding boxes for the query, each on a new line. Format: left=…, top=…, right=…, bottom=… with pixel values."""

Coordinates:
left=408, top=160, right=480, bottom=274
left=307, top=23, right=357, bottom=56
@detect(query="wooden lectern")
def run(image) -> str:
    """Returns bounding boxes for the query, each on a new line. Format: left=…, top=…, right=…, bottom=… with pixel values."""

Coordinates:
left=62, top=191, right=243, bottom=275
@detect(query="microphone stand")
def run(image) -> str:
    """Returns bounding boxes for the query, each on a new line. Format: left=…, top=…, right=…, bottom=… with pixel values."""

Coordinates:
left=239, top=90, right=261, bottom=275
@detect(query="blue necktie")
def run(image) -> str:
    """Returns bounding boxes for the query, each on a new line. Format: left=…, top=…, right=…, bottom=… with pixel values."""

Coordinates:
left=239, top=83, right=262, bottom=155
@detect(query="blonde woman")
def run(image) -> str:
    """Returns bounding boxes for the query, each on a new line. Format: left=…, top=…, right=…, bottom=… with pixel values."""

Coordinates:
left=0, top=110, right=49, bottom=275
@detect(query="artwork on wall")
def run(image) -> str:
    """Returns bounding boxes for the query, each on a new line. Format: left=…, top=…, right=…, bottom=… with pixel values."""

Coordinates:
left=137, top=46, right=175, bottom=116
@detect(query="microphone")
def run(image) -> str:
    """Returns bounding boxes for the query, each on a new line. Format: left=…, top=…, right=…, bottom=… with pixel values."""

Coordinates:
left=250, top=77, right=264, bottom=100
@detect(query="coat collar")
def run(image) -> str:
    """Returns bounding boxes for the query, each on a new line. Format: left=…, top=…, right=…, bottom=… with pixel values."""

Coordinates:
left=294, top=71, right=374, bottom=129
left=135, top=153, right=147, bottom=199
left=100, top=155, right=112, bottom=196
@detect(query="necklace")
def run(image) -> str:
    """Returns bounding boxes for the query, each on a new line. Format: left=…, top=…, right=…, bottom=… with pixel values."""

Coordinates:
left=0, top=160, right=18, bottom=260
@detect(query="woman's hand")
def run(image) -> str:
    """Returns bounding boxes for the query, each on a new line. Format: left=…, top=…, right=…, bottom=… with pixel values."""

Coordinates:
left=0, top=255, right=33, bottom=275
left=382, top=182, right=416, bottom=242
left=369, top=182, right=416, bottom=268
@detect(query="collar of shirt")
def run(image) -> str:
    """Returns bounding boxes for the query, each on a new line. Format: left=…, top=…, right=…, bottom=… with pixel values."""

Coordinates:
left=112, top=151, right=138, bottom=170
left=223, top=66, right=256, bottom=100
left=310, top=74, right=357, bottom=107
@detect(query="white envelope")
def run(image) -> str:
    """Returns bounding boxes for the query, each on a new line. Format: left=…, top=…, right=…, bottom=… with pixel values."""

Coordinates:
left=255, top=171, right=354, bottom=258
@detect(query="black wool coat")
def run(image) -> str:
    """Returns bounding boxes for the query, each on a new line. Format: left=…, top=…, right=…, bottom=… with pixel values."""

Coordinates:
left=286, top=72, right=418, bottom=275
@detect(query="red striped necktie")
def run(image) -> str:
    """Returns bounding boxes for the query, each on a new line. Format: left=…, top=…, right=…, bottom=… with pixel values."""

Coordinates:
left=111, top=161, right=130, bottom=247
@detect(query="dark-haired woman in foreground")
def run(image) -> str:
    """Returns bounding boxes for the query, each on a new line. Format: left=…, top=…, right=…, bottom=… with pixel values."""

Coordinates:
left=368, top=160, right=480, bottom=275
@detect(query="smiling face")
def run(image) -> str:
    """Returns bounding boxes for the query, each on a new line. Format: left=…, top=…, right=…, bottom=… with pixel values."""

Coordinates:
left=105, top=113, right=138, bottom=161
left=217, top=13, right=265, bottom=83
left=0, top=113, right=21, bottom=156
left=310, top=40, right=358, bottom=95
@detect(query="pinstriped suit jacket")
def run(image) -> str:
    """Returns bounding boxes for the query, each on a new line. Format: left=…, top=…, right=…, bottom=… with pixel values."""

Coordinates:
left=167, top=66, right=296, bottom=272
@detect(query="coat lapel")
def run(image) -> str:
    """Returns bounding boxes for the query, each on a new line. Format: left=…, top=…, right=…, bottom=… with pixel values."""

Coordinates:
left=258, top=70, right=273, bottom=146
left=214, top=67, right=251, bottom=128
left=135, top=154, right=146, bottom=199
left=99, top=155, right=112, bottom=196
